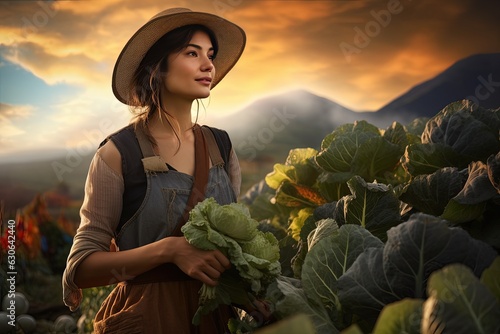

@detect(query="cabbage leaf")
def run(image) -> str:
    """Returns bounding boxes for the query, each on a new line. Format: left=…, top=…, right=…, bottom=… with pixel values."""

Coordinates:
left=422, top=263, right=500, bottom=334
left=337, top=213, right=497, bottom=326
left=301, top=224, right=383, bottom=329
left=334, top=176, right=401, bottom=241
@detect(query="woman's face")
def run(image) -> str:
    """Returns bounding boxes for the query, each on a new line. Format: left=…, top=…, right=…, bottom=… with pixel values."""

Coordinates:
left=163, top=30, right=216, bottom=101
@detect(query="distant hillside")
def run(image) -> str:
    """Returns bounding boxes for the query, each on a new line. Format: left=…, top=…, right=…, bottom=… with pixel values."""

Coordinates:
left=0, top=154, right=93, bottom=213
left=212, top=89, right=364, bottom=164
left=214, top=53, right=500, bottom=167
left=375, top=53, right=500, bottom=121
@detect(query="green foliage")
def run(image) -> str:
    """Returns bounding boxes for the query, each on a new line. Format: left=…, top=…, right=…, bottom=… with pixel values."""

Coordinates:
left=315, top=120, right=404, bottom=186
left=370, top=260, right=500, bottom=334
left=38, top=221, right=72, bottom=275
left=79, top=285, right=115, bottom=333
left=403, top=100, right=500, bottom=176
left=252, top=314, right=316, bottom=334
left=241, top=100, right=500, bottom=333
left=334, top=176, right=401, bottom=241
left=302, top=225, right=383, bottom=329
left=266, top=276, right=339, bottom=334
left=399, top=167, right=467, bottom=216
left=337, top=214, right=497, bottom=326
left=480, top=257, right=500, bottom=302
left=371, top=299, right=423, bottom=334
left=422, top=263, right=500, bottom=333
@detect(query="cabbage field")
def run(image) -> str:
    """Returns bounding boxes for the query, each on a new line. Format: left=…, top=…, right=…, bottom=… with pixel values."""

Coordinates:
left=236, top=100, right=500, bottom=334
left=6, top=99, right=496, bottom=333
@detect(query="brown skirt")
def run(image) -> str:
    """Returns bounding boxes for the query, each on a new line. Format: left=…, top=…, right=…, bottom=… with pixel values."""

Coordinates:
left=93, top=280, right=236, bottom=334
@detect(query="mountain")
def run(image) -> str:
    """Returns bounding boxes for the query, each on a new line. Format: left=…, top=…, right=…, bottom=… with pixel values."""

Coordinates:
left=213, top=53, right=500, bottom=167
left=0, top=154, right=93, bottom=213
left=375, top=53, right=500, bottom=121
left=212, top=89, right=364, bottom=163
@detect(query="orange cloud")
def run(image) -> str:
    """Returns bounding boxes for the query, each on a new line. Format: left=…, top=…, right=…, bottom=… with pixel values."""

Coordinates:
left=0, top=103, right=33, bottom=149
left=2, top=42, right=110, bottom=88
left=1, top=0, right=499, bottom=123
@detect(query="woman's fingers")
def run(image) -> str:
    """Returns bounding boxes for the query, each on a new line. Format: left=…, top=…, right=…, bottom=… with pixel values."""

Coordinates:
left=212, top=249, right=231, bottom=269
left=171, top=238, right=231, bottom=284
left=197, top=271, right=219, bottom=287
left=200, top=250, right=231, bottom=284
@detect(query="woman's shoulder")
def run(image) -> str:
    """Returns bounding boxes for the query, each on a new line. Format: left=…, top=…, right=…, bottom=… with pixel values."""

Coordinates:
left=202, top=125, right=229, bottom=136
left=98, top=139, right=122, bottom=175
left=97, top=124, right=136, bottom=175
left=99, top=124, right=135, bottom=148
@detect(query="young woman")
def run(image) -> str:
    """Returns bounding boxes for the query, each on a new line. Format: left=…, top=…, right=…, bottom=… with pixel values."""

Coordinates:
left=62, top=8, right=264, bottom=333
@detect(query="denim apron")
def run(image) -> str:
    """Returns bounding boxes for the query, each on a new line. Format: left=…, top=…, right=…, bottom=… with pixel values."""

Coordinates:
left=94, top=126, right=237, bottom=334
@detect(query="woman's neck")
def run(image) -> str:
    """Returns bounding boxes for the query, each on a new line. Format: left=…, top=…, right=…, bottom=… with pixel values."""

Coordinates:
left=147, top=103, right=194, bottom=141
left=157, top=93, right=195, bottom=132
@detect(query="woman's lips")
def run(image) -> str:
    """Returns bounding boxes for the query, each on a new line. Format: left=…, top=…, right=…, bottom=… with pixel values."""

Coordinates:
left=196, top=77, right=212, bottom=85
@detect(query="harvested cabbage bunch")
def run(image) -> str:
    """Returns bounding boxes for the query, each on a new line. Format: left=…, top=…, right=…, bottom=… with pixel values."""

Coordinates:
left=181, top=197, right=281, bottom=325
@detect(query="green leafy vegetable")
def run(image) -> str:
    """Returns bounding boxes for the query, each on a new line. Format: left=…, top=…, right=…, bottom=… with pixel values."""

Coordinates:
left=422, top=263, right=500, bottom=334
left=181, top=197, right=281, bottom=325
left=306, top=218, right=339, bottom=251
left=315, top=120, right=403, bottom=184
left=441, top=161, right=499, bottom=223
left=372, top=298, right=423, bottom=334
left=399, top=167, right=467, bottom=216
left=265, top=148, right=319, bottom=190
left=337, top=213, right=497, bottom=328
left=480, top=256, right=500, bottom=302
left=334, top=176, right=401, bottom=241
left=302, top=224, right=383, bottom=329
left=288, top=207, right=314, bottom=241
left=265, top=276, right=339, bottom=334
left=240, top=100, right=500, bottom=333
left=421, top=100, right=500, bottom=163
left=403, top=100, right=500, bottom=177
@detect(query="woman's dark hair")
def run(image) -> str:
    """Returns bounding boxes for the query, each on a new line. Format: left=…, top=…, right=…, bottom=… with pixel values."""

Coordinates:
left=128, top=24, right=219, bottom=149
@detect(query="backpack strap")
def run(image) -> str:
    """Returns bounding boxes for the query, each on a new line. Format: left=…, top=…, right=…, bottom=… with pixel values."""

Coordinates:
left=135, top=125, right=169, bottom=172
left=202, top=125, right=232, bottom=174
left=201, top=126, right=224, bottom=167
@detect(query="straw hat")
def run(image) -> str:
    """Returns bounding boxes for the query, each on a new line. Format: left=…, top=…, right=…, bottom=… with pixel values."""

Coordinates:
left=112, top=7, right=246, bottom=105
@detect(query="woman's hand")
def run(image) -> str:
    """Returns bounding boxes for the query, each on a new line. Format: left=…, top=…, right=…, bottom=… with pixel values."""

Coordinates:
left=168, top=236, right=231, bottom=286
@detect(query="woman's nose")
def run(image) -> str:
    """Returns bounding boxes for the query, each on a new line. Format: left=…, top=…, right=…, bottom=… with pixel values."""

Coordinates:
left=201, top=57, right=214, bottom=72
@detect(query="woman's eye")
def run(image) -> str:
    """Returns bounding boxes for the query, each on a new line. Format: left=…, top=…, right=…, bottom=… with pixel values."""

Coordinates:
left=187, top=51, right=197, bottom=57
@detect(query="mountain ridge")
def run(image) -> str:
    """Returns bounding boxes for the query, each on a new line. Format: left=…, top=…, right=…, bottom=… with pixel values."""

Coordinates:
left=375, top=52, right=500, bottom=119
left=212, top=52, right=500, bottom=162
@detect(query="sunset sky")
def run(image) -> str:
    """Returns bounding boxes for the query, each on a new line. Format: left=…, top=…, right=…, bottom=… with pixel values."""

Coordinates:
left=1, top=0, right=499, bottom=161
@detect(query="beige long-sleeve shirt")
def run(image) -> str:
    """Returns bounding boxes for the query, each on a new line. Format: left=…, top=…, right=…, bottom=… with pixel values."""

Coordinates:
left=62, top=148, right=241, bottom=311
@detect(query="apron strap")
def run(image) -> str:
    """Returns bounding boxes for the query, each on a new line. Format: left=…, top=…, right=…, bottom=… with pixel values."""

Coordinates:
left=129, top=123, right=210, bottom=284
left=173, top=124, right=209, bottom=236
left=135, top=124, right=155, bottom=158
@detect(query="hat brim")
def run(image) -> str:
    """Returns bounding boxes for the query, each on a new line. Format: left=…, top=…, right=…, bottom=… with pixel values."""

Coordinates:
left=112, top=9, right=246, bottom=106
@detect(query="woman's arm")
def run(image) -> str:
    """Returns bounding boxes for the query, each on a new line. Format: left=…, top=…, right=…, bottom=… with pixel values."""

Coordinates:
left=74, top=235, right=230, bottom=288
left=72, top=141, right=230, bottom=289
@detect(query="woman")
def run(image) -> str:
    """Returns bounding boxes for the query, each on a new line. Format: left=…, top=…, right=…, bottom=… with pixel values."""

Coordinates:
left=62, top=8, right=261, bottom=333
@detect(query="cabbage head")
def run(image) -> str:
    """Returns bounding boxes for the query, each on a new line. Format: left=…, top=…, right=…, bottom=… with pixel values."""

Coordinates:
left=181, top=197, right=281, bottom=325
